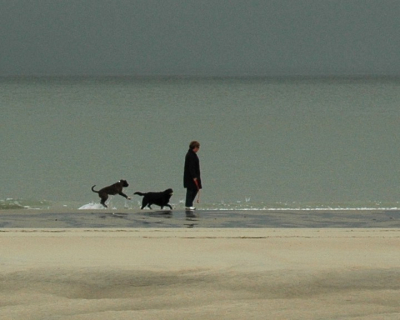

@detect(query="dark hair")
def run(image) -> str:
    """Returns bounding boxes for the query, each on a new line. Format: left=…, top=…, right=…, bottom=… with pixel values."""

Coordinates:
left=189, top=141, right=200, bottom=150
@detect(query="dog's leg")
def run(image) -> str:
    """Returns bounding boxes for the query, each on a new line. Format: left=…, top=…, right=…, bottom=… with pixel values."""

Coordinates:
left=100, top=194, right=108, bottom=208
left=119, top=192, right=131, bottom=200
left=140, top=198, right=148, bottom=210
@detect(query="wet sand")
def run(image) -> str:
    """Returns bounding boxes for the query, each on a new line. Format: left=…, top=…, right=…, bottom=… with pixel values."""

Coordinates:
left=1, top=208, right=400, bottom=228
left=1, top=228, right=400, bottom=319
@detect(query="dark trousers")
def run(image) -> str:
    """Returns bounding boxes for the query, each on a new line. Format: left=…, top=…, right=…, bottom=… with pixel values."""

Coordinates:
left=185, top=188, right=198, bottom=207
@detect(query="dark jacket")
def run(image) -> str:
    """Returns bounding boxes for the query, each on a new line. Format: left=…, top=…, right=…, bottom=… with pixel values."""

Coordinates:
left=183, top=149, right=202, bottom=190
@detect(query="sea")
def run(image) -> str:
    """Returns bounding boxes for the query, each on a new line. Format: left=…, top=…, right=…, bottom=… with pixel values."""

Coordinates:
left=1, top=76, right=400, bottom=212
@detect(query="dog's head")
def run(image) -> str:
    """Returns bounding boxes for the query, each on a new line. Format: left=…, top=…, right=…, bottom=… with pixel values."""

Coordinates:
left=119, top=179, right=129, bottom=187
left=164, top=188, right=173, bottom=196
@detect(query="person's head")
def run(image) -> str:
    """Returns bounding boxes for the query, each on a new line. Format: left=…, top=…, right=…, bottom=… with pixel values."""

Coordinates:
left=189, top=140, right=200, bottom=152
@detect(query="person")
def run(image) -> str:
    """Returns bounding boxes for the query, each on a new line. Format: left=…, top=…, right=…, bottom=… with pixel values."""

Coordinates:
left=183, top=140, right=202, bottom=210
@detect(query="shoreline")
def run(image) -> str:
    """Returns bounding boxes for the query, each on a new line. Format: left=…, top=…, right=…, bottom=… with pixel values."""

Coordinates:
left=1, top=208, right=399, bottom=228
left=1, top=226, right=400, bottom=235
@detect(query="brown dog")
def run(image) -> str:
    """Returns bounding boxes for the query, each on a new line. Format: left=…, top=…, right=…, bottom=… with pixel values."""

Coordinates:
left=91, top=180, right=131, bottom=208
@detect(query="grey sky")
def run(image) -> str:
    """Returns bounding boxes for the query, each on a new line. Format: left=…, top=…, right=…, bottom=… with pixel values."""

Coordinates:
left=1, top=0, right=399, bottom=76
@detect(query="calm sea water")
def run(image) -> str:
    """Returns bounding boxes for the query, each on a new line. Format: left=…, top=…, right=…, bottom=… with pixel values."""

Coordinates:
left=1, top=76, right=400, bottom=211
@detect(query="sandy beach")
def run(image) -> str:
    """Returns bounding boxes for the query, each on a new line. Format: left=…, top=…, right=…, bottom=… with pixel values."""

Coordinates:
left=1, top=228, right=400, bottom=319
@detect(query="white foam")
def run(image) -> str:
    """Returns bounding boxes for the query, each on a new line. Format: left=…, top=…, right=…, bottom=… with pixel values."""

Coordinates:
left=78, top=202, right=105, bottom=210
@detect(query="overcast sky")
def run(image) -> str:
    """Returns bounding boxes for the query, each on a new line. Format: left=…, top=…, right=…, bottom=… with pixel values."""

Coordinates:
left=1, top=0, right=399, bottom=76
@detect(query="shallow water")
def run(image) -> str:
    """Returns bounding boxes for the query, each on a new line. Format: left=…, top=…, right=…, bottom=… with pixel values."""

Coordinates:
left=1, top=209, right=399, bottom=229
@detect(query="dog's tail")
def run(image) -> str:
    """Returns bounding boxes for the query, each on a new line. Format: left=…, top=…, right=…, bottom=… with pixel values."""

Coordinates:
left=134, top=192, right=145, bottom=196
left=91, top=185, right=99, bottom=193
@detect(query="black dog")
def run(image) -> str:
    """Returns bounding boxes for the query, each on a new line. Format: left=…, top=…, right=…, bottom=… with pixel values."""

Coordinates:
left=91, top=180, right=131, bottom=208
left=134, top=188, right=173, bottom=210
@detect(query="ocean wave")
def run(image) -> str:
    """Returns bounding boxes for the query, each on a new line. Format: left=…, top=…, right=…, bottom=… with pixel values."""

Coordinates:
left=78, top=202, right=108, bottom=210
left=199, top=201, right=400, bottom=211
left=0, top=198, right=51, bottom=210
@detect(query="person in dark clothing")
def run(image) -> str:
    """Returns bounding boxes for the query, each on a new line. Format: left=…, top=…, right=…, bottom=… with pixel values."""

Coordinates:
left=183, top=141, right=202, bottom=210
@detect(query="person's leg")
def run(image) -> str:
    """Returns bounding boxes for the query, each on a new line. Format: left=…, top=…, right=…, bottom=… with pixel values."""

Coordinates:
left=185, top=188, right=198, bottom=207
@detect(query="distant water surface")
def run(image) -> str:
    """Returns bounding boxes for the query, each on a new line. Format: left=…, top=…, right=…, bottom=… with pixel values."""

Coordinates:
left=1, top=76, right=400, bottom=211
